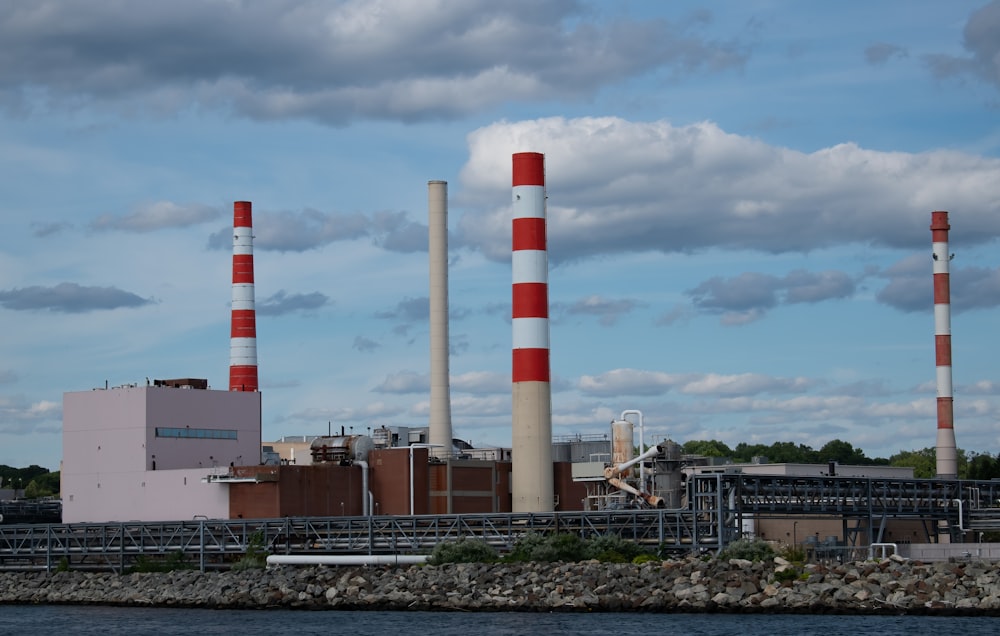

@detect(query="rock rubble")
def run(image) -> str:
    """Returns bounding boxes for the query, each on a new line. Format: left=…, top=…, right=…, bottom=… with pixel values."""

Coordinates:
left=2, top=555, right=1000, bottom=613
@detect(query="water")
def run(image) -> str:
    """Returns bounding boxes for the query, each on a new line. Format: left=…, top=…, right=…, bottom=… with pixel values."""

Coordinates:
left=0, top=606, right=997, bottom=636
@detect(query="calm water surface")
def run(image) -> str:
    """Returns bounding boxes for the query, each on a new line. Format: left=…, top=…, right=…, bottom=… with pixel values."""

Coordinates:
left=1, top=606, right=998, bottom=636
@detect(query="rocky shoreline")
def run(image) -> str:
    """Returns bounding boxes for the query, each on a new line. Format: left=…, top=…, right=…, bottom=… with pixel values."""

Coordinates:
left=2, top=555, right=1000, bottom=613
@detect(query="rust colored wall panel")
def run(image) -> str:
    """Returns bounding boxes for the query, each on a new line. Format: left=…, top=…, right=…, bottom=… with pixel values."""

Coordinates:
left=229, top=482, right=279, bottom=519
left=451, top=464, right=494, bottom=491
left=496, top=461, right=512, bottom=512
left=229, top=465, right=364, bottom=519
left=553, top=462, right=587, bottom=511
left=371, top=448, right=429, bottom=515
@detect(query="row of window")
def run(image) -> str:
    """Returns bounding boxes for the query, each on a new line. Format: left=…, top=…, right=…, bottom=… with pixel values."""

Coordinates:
left=155, top=427, right=238, bottom=440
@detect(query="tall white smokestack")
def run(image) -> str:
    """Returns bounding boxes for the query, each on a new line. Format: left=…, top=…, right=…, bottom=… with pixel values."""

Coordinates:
left=428, top=181, right=453, bottom=459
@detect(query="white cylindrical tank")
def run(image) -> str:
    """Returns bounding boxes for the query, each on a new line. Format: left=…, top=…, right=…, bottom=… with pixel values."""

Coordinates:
left=611, top=419, right=634, bottom=476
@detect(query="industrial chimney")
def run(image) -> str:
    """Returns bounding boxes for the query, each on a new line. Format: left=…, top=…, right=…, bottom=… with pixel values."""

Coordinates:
left=511, top=152, right=554, bottom=512
left=229, top=201, right=258, bottom=392
left=931, top=210, right=957, bottom=478
left=428, top=181, right=453, bottom=459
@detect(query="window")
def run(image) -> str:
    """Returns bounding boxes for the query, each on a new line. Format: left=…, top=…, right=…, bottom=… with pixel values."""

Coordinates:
left=155, top=427, right=237, bottom=440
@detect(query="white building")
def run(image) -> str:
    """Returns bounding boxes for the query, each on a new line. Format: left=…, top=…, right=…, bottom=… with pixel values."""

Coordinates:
left=61, top=379, right=261, bottom=523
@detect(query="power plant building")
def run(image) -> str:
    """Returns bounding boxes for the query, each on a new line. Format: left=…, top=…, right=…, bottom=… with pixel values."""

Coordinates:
left=61, top=379, right=262, bottom=523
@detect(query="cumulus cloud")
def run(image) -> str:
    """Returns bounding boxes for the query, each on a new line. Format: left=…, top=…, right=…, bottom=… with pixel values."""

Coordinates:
left=457, top=117, right=1000, bottom=264
left=284, top=401, right=404, bottom=423
left=0, top=396, right=61, bottom=435
left=865, top=42, right=907, bottom=65
left=680, top=373, right=812, bottom=395
left=373, top=371, right=427, bottom=394
left=0, top=282, right=153, bottom=313
left=31, top=221, right=72, bottom=237
left=90, top=201, right=220, bottom=232
left=375, top=296, right=429, bottom=322
left=0, top=1, right=748, bottom=124
left=256, top=290, right=329, bottom=316
left=923, top=1, right=1000, bottom=90
left=554, top=295, right=642, bottom=326
left=687, top=269, right=856, bottom=324
left=205, top=207, right=430, bottom=254
left=578, top=368, right=815, bottom=398
left=370, top=211, right=428, bottom=253
left=207, top=208, right=370, bottom=252
left=876, top=253, right=1000, bottom=313
left=962, top=380, right=1000, bottom=395
left=352, top=335, right=381, bottom=353
left=373, top=370, right=509, bottom=396
left=578, top=369, right=693, bottom=397
left=451, top=371, right=509, bottom=395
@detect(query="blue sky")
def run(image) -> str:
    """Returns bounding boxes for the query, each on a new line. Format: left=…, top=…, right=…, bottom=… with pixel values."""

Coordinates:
left=1, top=1, right=999, bottom=471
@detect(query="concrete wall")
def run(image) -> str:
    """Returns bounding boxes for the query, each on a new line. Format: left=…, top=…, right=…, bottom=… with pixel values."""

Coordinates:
left=62, top=468, right=229, bottom=522
left=899, top=542, right=1000, bottom=561
left=145, top=386, right=261, bottom=470
left=267, top=440, right=314, bottom=466
left=753, top=516, right=934, bottom=546
left=62, top=385, right=261, bottom=523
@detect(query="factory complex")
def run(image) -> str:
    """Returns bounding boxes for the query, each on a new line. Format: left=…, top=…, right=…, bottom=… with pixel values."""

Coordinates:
left=53, top=153, right=977, bottom=556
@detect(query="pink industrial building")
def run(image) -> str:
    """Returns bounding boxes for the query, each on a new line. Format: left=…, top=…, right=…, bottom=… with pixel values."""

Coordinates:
left=61, top=379, right=262, bottom=523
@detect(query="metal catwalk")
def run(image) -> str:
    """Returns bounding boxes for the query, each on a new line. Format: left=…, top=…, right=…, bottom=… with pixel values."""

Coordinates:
left=2, top=474, right=998, bottom=572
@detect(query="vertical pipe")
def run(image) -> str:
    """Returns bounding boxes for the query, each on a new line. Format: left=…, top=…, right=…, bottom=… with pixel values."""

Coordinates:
left=229, top=201, right=258, bottom=392
left=931, top=210, right=957, bottom=478
left=621, top=409, right=645, bottom=489
left=511, top=152, right=554, bottom=512
left=428, top=181, right=453, bottom=459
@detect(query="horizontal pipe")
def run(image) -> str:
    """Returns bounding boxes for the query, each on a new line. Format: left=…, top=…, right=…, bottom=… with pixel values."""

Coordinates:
left=266, top=554, right=428, bottom=567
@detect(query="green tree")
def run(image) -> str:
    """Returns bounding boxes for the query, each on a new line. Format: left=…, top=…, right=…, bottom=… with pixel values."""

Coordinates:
left=24, top=471, right=60, bottom=499
left=966, top=453, right=1000, bottom=481
left=682, top=440, right=733, bottom=458
left=765, top=441, right=817, bottom=464
left=731, top=443, right=771, bottom=462
left=889, top=448, right=936, bottom=478
left=887, top=448, right=969, bottom=478
left=818, top=439, right=868, bottom=465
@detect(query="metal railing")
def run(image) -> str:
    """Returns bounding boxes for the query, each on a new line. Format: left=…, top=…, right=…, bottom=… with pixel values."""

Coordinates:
left=2, top=474, right=998, bottom=573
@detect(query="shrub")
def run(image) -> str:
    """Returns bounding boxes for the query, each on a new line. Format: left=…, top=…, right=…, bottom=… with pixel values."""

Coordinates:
left=583, top=534, right=648, bottom=563
left=232, top=531, right=268, bottom=571
left=632, top=553, right=659, bottom=565
left=772, top=566, right=799, bottom=583
left=427, top=537, right=499, bottom=565
left=128, top=551, right=195, bottom=573
left=505, top=532, right=587, bottom=563
left=718, top=538, right=775, bottom=562
left=779, top=545, right=807, bottom=564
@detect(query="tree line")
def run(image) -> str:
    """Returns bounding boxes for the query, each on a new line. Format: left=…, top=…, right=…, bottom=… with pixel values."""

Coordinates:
left=0, top=464, right=60, bottom=499
left=681, top=438, right=1000, bottom=480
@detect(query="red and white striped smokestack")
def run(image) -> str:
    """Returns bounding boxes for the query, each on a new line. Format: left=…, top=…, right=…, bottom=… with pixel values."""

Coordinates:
left=511, top=152, right=554, bottom=512
left=229, top=201, right=258, bottom=392
left=931, top=210, right=957, bottom=478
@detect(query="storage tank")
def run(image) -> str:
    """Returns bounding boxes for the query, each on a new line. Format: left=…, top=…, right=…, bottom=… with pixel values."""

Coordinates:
left=611, top=419, right=634, bottom=476
left=309, top=435, right=374, bottom=464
